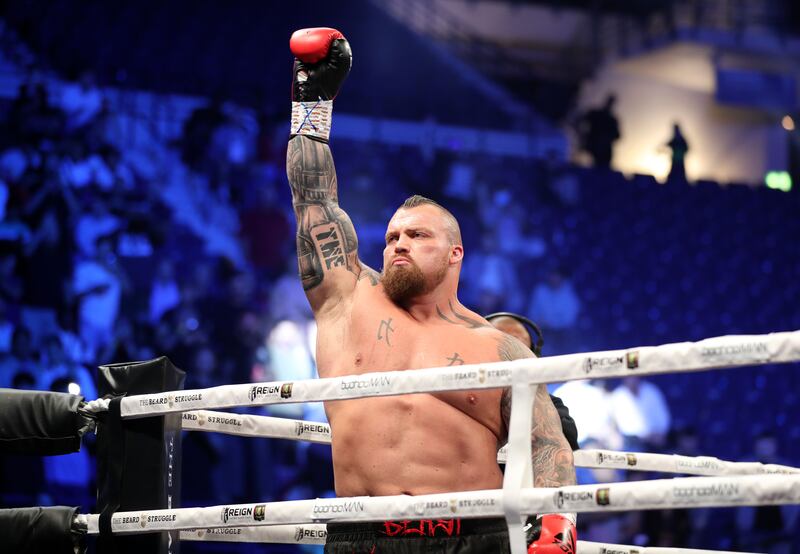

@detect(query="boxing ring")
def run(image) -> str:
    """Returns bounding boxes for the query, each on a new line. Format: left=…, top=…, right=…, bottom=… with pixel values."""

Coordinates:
left=3, top=330, right=800, bottom=554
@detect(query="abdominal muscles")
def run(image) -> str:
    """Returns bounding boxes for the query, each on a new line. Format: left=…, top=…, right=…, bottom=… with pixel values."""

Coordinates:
left=327, top=394, right=503, bottom=497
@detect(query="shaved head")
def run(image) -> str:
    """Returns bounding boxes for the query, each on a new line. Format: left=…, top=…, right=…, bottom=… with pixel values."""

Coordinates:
left=397, top=195, right=462, bottom=246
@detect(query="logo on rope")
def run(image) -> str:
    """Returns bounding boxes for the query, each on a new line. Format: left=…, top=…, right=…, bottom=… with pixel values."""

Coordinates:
left=204, top=527, right=242, bottom=535
left=280, top=383, right=294, bottom=399
left=221, top=506, right=255, bottom=523
left=700, top=341, right=768, bottom=362
left=207, top=415, right=242, bottom=427
left=312, top=501, right=366, bottom=515
left=596, top=488, right=611, bottom=506
left=141, top=513, right=177, bottom=527
left=340, top=375, right=391, bottom=392
left=626, top=350, right=640, bottom=369
left=295, top=422, right=330, bottom=436
left=248, top=385, right=281, bottom=402
left=595, top=452, right=638, bottom=466
left=554, top=490, right=594, bottom=508
left=582, top=355, right=625, bottom=374
left=672, top=482, right=740, bottom=500
left=254, top=504, right=265, bottom=521
left=675, top=458, right=722, bottom=472
left=294, top=526, right=327, bottom=542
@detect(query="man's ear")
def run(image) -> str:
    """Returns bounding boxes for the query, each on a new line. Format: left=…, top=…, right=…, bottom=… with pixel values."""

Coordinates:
left=450, top=245, right=464, bottom=265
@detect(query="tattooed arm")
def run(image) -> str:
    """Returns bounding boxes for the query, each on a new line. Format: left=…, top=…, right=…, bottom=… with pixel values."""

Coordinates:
left=497, top=334, right=577, bottom=488
left=286, top=135, right=364, bottom=314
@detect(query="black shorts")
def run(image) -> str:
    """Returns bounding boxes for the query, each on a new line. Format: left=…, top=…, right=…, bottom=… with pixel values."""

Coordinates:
left=324, top=518, right=510, bottom=553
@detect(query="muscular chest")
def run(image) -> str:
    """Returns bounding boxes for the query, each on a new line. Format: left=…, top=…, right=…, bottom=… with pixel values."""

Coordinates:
left=316, top=293, right=503, bottom=437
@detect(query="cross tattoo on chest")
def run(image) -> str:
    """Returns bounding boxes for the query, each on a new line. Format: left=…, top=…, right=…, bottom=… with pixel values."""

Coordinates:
left=446, top=352, right=464, bottom=366
left=377, top=318, right=395, bottom=346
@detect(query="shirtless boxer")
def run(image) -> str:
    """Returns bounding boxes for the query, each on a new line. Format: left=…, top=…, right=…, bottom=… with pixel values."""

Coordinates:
left=287, top=28, right=576, bottom=553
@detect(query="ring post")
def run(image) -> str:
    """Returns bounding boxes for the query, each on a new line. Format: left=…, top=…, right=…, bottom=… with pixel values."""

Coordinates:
left=95, top=357, right=185, bottom=554
left=502, top=371, right=535, bottom=554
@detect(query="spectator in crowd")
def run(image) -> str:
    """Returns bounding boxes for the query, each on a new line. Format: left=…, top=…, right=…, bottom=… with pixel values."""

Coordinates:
left=149, top=259, right=181, bottom=323
left=575, top=94, right=620, bottom=169
left=461, top=231, right=525, bottom=314
left=666, top=122, right=689, bottom=184
left=0, top=326, right=37, bottom=388
left=527, top=266, right=581, bottom=354
left=611, top=376, right=672, bottom=452
left=74, top=197, right=121, bottom=257
left=552, top=378, right=621, bottom=450
left=0, top=251, right=23, bottom=304
left=59, top=72, right=104, bottom=133
left=71, top=236, right=126, bottom=359
left=38, top=334, right=96, bottom=398
left=18, top=207, right=73, bottom=341
left=17, top=82, right=65, bottom=146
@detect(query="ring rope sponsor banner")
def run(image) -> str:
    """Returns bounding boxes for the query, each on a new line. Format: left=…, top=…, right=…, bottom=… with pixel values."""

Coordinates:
left=119, top=331, right=800, bottom=418
left=181, top=410, right=332, bottom=444
left=176, top=414, right=800, bottom=477
left=576, top=541, right=762, bottom=554
left=84, top=474, right=800, bottom=535
left=180, top=524, right=327, bottom=544
left=572, top=449, right=800, bottom=476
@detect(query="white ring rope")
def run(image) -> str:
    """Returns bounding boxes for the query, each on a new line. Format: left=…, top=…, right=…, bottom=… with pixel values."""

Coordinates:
left=83, top=330, right=799, bottom=554
left=107, top=330, right=798, bottom=418
left=178, top=409, right=800, bottom=475
left=177, top=525, right=762, bottom=554
left=84, top=473, right=800, bottom=535
left=181, top=410, right=333, bottom=443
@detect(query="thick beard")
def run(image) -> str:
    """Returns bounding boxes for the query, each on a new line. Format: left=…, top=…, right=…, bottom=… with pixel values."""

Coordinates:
left=381, top=259, right=448, bottom=305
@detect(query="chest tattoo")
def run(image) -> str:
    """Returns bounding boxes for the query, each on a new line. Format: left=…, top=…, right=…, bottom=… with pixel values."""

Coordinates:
left=446, top=352, right=465, bottom=366
left=377, top=318, right=395, bottom=346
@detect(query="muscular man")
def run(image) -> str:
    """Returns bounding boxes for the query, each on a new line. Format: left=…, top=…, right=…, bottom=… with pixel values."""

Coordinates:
left=486, top=312, right=580, bottom=452
left=287, top=28, right=576, bottom=553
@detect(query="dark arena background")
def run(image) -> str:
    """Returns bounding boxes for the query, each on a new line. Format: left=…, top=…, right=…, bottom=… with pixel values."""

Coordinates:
left=1, top=1, right=799, bottom=552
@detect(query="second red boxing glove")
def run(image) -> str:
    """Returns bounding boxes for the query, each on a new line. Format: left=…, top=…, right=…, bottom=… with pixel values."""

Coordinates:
left=526, top=513, right=577, bottom=554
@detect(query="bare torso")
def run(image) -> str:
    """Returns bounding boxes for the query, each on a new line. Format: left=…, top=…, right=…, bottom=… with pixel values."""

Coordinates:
left=317, top=273, right=507, bottom=497
left=286, top=135, right=572, bottom=497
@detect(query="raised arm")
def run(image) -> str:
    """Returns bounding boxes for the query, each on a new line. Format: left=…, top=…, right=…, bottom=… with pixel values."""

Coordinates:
left=287, top=28, right=362, bottom=314
left=287, top=136, right=361, bottom=312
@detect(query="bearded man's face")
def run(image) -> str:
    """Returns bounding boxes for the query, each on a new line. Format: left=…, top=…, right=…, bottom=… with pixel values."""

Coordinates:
left=381, top=257, right=447, bottom=304
left=381, top=206, right=456, bottom=304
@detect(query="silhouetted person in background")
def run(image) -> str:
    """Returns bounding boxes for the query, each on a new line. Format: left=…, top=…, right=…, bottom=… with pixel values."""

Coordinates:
left=576, top=94, right=620, bottom=169
left=666, top=123, right=689, bottom=184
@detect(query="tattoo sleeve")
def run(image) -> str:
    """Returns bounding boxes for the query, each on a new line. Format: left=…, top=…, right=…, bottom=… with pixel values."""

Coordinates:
left=286, top=136, right=361, bottom=303
left=498, top=336, right=576, bottom=488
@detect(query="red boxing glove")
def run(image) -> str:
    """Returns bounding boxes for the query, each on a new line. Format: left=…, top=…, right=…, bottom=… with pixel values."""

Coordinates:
left=290, top=27, right=344, bottom=64
left=289, top=27, right=352, bottom=102
left=526, top=514, right=576, bottom=554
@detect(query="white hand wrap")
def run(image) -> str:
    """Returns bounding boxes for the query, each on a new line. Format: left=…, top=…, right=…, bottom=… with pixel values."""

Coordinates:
left=291, top=100, right=333, bottom=141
